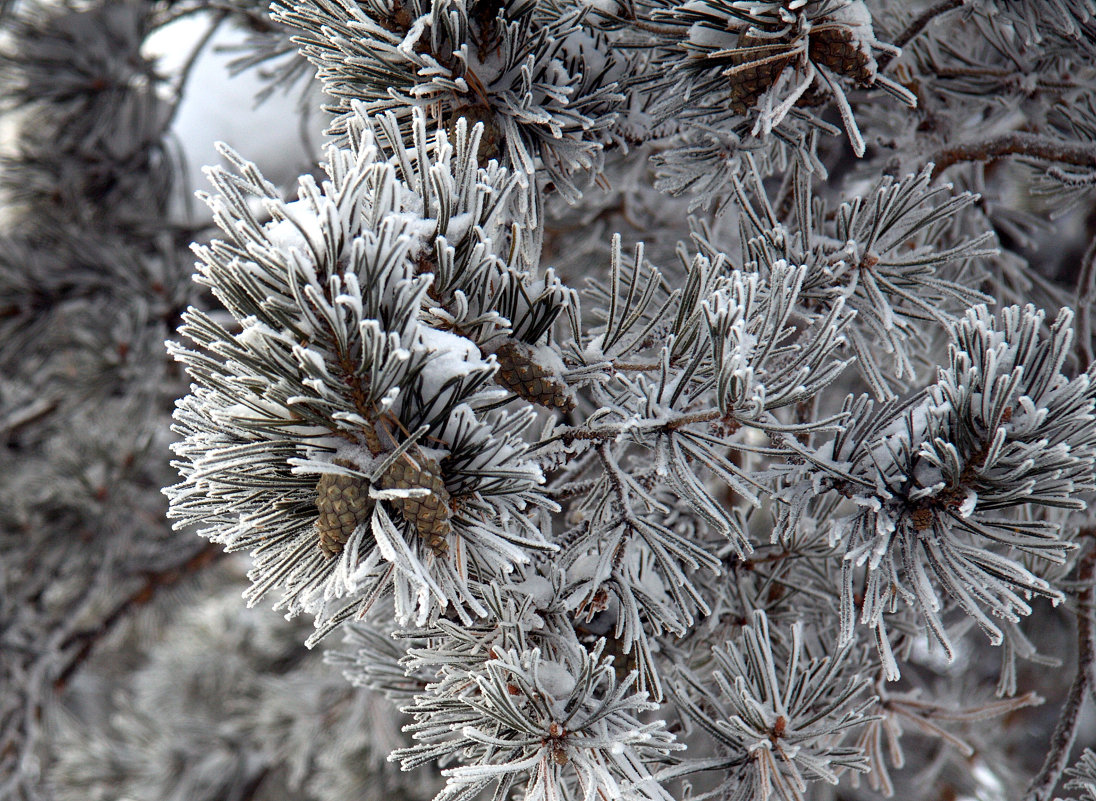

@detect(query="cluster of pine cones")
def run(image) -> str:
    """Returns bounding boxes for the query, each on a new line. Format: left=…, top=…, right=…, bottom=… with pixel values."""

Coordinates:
left=721, top=6, right=882, bottom=115
left=315, top=453, right=451, bottom=558
left=313, top=338, right=573, bottom=558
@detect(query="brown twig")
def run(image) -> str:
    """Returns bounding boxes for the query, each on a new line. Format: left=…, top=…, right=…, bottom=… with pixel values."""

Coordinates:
left=53, top=542, right=224, bottom=690
left=1025, top=539, right=1096, bottom=801
left=1076, top=235, right=1096, bottom=373
left=928, top=132, right=1096, bottom=177
left=239, top=766, right=272, bottom=801
left=793, top=395, right=816, bottom=446
left=878, top=0, right=967, bottom=70
left=553, top=409, right=723, bottom=446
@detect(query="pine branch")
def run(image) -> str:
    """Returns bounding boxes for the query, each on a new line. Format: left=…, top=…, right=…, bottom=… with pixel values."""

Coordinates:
left=550, top=409, right=722, bottom=446
left=877, top=0, right=967, bottom=70
left=929, top=132, right=1096, bottom=176
left=53, top=542, right=224, bottom=690
left=13, top=0, right=1096, bottom=797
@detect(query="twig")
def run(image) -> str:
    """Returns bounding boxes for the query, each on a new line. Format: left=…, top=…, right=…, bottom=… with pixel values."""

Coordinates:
left=1049, top=167, right=1096, bottom=187
left=164, top=11, right=229, bottom=129
left=547, top=475, right=603, bottom=500
left=239, top=766, right=272, bottom=801
left=878, top=0, right=966, bottom=70
left=547, top=468, right=660, bottom=501
left=1025, top=540, right=1096, bottom=801
left=1076, top=235, right=1096, bottom=373
left=928, top=132, right=1096, bottom=177
left=52, top=543, right=224, bottom=690
left=153, top=0, right=271, bottom=30
left=532, top=408, right=723, bottom=450
left=0, top=397, right=59, bottom=437
left=793, top=395, right=816, bottom=446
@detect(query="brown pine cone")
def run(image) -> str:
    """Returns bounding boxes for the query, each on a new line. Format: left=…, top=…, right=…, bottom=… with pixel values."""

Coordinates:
left=377, top=451, right=452, bottom=556
left=723, top=33, right=799, bottom=115
left=315, top=460, right=374, bottom=558
left=794, top=80, right=829, bottom=108
left=808, top=24, right=876, bottom=85
left=494, top=341, right=576, bottom=413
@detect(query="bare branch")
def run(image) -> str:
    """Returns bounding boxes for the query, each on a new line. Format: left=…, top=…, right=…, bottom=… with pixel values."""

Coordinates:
left=929, top=133, right=1096, bottom=177
left=878, top=0, right=967, bottom=70
left=1077, top=237, right=1096, bottom=373
left=53, top=543, right=224, bottom=691
left=1026, top=540, right=1096, bottom=801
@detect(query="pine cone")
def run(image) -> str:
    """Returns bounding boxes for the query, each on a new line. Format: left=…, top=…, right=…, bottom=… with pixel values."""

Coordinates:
left=377, top=451, right=452, bottom=556
left=724, top=33, right=798, bottom=115
left=494, top=341, right=576, bottom=413
left=315, top=460, right=374, bottom=558
left=808, top=24, right=875, bottom=85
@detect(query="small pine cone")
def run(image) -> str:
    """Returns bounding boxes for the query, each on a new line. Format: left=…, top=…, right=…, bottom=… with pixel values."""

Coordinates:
left=377, top=451, right=452, bottom=556
left=724, top=34, right=798, bottom=114
left=315, top=461, right=374, bottom=558
left=808, top=25, right=875, bottom=85
left=494, top=341, right=576, bottom=413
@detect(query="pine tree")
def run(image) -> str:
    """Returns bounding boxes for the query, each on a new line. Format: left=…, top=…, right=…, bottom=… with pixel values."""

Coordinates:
left=7, top=1, right=1096, bottom=800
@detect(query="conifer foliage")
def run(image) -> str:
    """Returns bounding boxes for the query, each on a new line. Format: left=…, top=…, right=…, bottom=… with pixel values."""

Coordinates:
left=7, top=1, right=1096, bottom=801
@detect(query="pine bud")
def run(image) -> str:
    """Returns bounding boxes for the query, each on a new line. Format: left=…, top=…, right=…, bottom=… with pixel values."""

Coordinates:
left=315, top=460, right=373, bottom=558
left=494, top=341, right=576, bottom=413
left=377, top=451, right=452, bottom=556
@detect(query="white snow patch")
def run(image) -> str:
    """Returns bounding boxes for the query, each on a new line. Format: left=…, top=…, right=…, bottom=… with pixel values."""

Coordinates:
left=957, top=489, right=978, bottom=518
left=416, top=326, right=487, bottom=400
left=265, top=199, right=327, bottom=256
left=512, top=575, right=556, bottom=606
left=143, top=13, right=322, bottom=222
left=536, top=660, right=577, bottom=700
